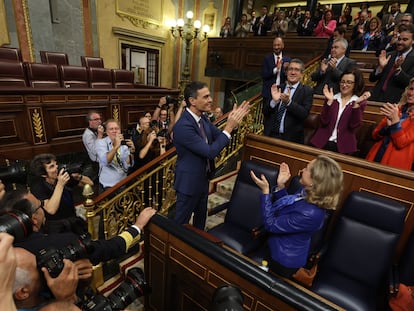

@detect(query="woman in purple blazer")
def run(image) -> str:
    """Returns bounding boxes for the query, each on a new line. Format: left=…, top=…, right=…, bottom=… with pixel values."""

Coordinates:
left=310, top=69, right=371, bottom=154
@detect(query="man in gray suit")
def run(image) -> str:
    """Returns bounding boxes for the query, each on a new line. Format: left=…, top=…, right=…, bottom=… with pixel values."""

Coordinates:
left=311, top=38, right=356, bottom=95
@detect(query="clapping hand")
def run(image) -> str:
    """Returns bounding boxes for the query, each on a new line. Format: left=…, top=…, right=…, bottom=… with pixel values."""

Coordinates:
left=250, top=170, right=270, bottom=194
left=323, top=84, right=334, bottom=105
left=271, top=84, right=281, bottom=102
left=277, top=162, right=291, bottom=189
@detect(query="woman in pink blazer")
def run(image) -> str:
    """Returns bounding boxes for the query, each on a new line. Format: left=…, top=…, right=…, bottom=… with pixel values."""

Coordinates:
left=314, top=9, right=337, bottom=37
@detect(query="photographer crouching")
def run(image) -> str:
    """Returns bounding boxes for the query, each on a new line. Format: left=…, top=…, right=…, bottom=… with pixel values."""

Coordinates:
left=30, top=154, right=94, bottom=235
left=0, top=186, right=156, bottom=310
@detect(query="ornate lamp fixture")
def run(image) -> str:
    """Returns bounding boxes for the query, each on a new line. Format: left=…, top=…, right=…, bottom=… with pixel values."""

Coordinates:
left=167, top=11, right=210, bottom=92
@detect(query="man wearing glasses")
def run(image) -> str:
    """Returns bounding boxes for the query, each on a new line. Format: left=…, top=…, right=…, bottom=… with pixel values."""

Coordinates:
left=82, top=111, right=104, bottom=163
left=264, top=58, right=313, bottom=144
left=311, top=38, right=356, bottom=95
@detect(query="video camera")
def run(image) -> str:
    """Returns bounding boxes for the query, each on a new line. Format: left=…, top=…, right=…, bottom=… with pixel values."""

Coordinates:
left=36, top=233, right=92, bottom=278
left=0, top=160, right=28, bottom=187
left=0, top=209, right=33, bottom=243
left=78, top=267, right=149, bottom=311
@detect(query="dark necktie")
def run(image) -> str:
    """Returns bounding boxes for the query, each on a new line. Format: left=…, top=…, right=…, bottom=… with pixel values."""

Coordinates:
left=199, top=119, right=211, bottom=172
left=382, top=54, right=401, bottom=92
left=273, top=86, right=293, bottom=134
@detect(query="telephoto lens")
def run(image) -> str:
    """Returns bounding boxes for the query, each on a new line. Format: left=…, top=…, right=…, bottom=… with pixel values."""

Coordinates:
left=0, top=209, right=33, bottom=243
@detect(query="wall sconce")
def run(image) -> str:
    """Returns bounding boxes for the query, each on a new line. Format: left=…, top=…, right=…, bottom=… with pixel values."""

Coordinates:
left=167, top=11, right=210, bottom=92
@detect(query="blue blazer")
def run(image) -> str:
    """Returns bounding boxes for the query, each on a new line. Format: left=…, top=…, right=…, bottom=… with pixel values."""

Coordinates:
left=173, top=109, right=229, bottom=196
left=261, top=54, right=291, bottom=100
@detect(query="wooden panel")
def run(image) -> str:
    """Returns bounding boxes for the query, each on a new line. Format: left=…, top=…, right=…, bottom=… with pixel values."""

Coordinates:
left=206, top=37, right=328, bottom=80
left=0, top=87, right=179, bottom=160
left=145, top=216, right=342, bottom=311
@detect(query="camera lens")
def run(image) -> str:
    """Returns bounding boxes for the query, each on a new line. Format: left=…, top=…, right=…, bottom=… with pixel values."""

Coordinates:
left=108, top=267, right=147, bottom=310
left=0, top=209, right=33, bottom=243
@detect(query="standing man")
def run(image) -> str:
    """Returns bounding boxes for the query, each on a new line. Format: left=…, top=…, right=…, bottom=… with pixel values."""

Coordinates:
left=252, top=5, right=272, bottom=36
left=264, top=59, right=313, bottom=144
left=262, top=36, right=291, bottom=135
left=95, top=119, right=135, bottom=191
left=82, top=111, right=104, bottom=164
left=369, top=24, right=414, bottom=103
left=382, top=2, right=403, bottom=35
left=173, top=81, right=249, bottom=230
left=311, top=38, right=356, bottom=95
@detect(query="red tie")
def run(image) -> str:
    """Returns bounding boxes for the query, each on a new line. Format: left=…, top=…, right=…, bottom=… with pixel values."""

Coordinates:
left=381, top=55, right=401, bottom=92
left=276, top=56, right=280, bottom=67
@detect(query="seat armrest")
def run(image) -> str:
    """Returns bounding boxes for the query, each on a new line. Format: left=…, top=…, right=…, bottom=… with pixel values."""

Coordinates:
left=183, top=224, right=224, bottom=246
left=208, top=202, right=230, bottom=216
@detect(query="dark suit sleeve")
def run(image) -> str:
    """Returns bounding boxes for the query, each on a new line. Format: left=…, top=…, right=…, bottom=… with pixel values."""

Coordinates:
left=173, top=113, right=229, bottom=160
left=331, top=58, right=356, bottom=81
left=286, top=86, right=313, bottom=121
left=262, top=56, right=275, bottom=81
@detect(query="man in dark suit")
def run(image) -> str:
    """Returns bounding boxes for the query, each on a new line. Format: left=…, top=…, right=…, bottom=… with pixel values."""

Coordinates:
left=252, top=5, right=272, bottom=36
left=311, top=38, right=356, bottom=95
left=263, top=59, right=313, bottom=143
left=261, top=37, right=291, bottom=135
left=382, top=2, right=403, bottom=35
left=369, top=24, right=414, bottom=103
left=173, top=81, right=249, bottom=230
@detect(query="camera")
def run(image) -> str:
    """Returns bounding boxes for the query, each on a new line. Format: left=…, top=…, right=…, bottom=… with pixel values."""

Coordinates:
left=0, top=209, right=33, bottom=243
left=157, top=128, right=169, bottom=138
left=211, top=285, right=243, bottom=311
left=36, top=233, right=92, bottom=278
left=0, top=160, right=28, bottom=186
left=165, top=95, right=179, bottom=107
left=58, top=163, right=83, bottom=175
left=78, top=267, right=149, bottom=311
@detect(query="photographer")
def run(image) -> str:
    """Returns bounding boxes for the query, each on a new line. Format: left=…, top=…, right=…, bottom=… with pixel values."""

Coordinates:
left=30, top=154, right=93, bottom=234
left=13, top=247, right=79, bottom=310
left=152, top=96, right=179, bottom=149
left=135, top=122, right=167, bottom=168
left=95, top=119, right=135, bottom=191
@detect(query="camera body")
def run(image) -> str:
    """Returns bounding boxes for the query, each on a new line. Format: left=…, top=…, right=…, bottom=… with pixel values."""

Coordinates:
left=78, top=267, right=149, bottom=311
left=0, top=209, right=33, bottom=243
left=36, top=233, right=92, bottom=278
left=59, top=163, right=82, bottom=175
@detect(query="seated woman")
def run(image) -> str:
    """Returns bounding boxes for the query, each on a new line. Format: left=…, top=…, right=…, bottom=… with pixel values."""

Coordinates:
left=366, top=78, right=414, bottom=171
left=250, top=155, right=343, bottom=278
left=30, top=153, right=93, bottom=233
left=352, top=17, right=384, bottom=52
left=310, top=69, right=371, bottom=154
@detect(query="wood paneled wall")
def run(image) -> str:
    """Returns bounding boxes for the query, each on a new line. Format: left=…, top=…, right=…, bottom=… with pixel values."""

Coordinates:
left=0, top=87, right=179, bottom=161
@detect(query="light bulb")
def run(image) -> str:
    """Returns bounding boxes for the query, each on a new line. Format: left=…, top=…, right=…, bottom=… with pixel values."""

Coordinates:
left=194, top=20, right=201, bottom=29
left=177, top=18, right=184, bottom=27
left=186, top=11, right=194, bottom=19
left=171, top=20, right=177, bottom=28
left=202, top=25, right=210, bottom=33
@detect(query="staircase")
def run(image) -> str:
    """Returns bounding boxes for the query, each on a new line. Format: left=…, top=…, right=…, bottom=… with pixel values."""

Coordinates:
left=204, top=173, right=237, bottom=230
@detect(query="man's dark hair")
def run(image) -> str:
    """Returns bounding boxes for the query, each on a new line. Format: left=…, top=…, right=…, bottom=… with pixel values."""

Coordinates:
left=334, top=27, right=346, bottom=36
left=86, top=110, right=100, bottom=121
left=184, top=81, right=208, bottom=107
left=30, top=154, right=56, bottom=177
left=289, top=58, right=305, bottom=72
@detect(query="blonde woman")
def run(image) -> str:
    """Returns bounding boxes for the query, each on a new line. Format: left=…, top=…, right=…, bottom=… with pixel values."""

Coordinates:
left=250, top=155, right=343, bottom=278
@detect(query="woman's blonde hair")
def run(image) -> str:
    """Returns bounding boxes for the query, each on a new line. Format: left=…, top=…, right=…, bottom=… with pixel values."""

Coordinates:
left=398, top=77, right=414, bottom=106
left=306, top=155, right=343, bottom=210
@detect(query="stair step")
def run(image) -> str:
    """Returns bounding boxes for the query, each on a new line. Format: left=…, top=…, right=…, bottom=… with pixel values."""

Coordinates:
left=215, top=175, right=237, bottom=199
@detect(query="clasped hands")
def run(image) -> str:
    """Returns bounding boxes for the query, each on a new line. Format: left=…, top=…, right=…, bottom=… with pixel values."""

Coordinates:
left=271, top=84, right=291, bottom=105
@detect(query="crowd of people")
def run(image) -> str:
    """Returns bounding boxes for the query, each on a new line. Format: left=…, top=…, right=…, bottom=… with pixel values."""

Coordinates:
left=258, top=3, right=414, bottom=172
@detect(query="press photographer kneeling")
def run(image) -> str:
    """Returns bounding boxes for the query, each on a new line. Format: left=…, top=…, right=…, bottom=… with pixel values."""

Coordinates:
left=0, top=187, right=156, bottom=310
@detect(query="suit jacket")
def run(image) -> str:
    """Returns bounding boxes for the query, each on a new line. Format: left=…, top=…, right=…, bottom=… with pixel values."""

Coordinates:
left=263, top=83, right=313, bottom=143
left=252, top=15, right=272, bottom=36
left=261, top=54, right=291, bottom=100
left=369, top=49, right=414, bottom=103
left=173, top=109, right=229, bottom=196
left=311, top=56, right=356, bottom=95
left=310, top=97, right=367, bottom=154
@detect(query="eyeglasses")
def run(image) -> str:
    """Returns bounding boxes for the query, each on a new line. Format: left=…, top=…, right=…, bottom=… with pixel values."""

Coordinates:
left=32, top=200, right=44, bottom=215
left=340, top=80, right=355, bottom=85
left=288, top=67, right=302, bottom=72
left=91, top=118, right=101, bottom=121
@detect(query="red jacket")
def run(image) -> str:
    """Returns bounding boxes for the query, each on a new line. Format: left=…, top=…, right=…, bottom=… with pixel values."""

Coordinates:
left=366, top=114, right=414, bottom=170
